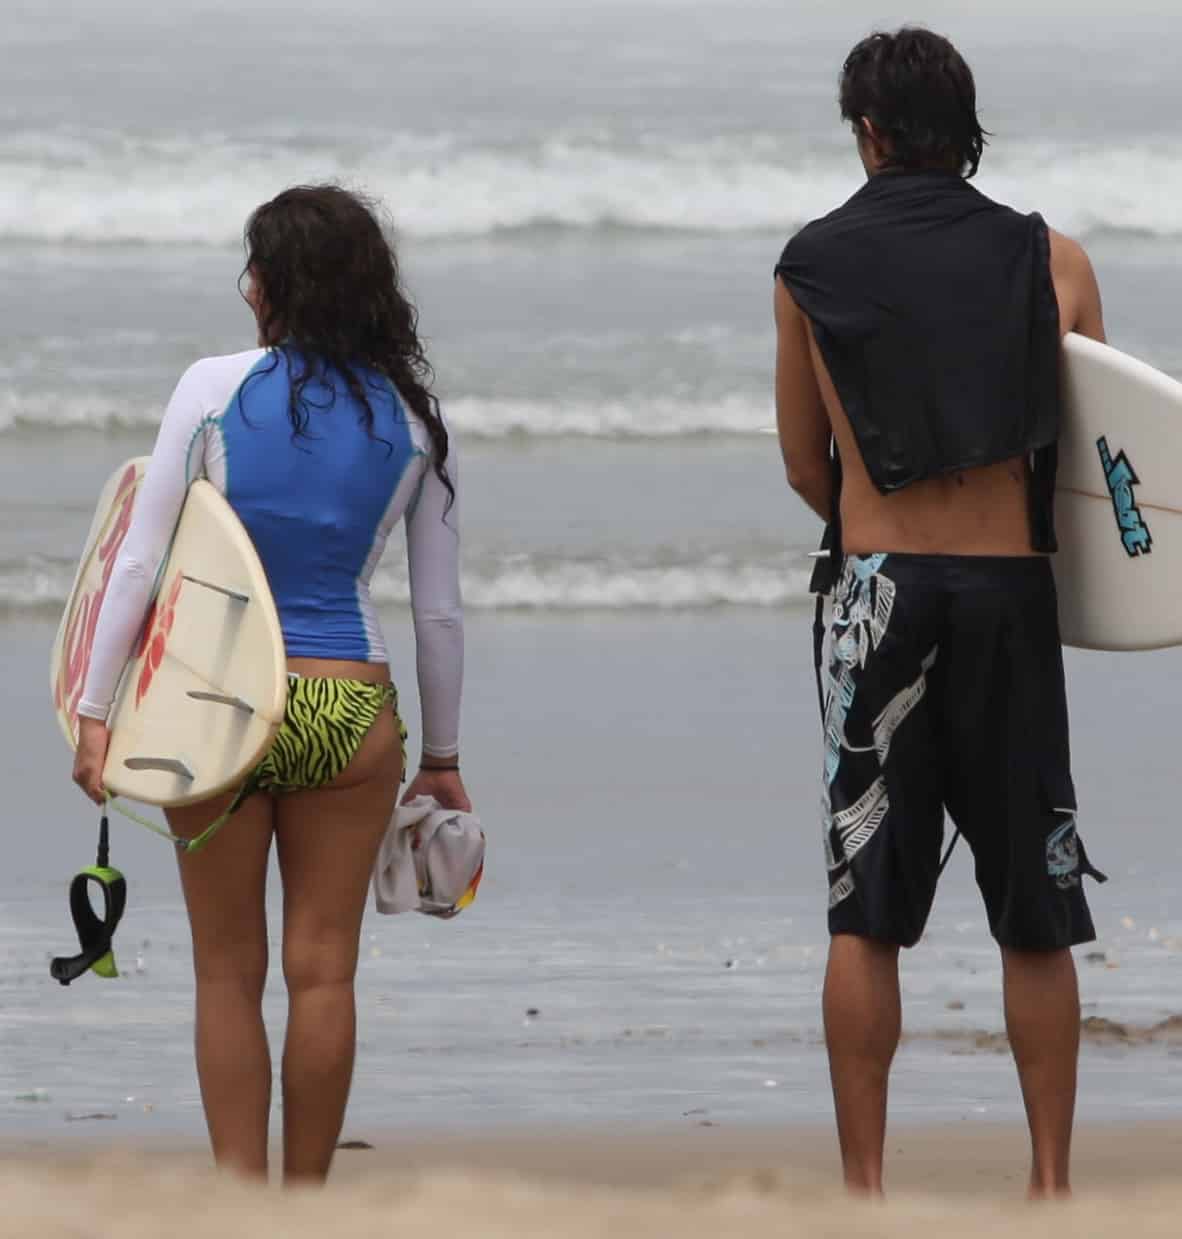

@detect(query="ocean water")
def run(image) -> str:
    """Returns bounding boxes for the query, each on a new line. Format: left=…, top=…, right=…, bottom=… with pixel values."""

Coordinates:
left=3, top=0, right=1182, bottom=1138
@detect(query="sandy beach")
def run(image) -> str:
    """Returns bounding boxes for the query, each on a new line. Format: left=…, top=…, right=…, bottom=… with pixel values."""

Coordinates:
left=4, top=1121, right=1182, bottom=1237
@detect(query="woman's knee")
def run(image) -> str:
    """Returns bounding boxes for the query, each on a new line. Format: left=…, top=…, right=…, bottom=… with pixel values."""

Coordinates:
left=282, top=929, right=358, bottom=995
left=192, top=939, right=269, bottom=999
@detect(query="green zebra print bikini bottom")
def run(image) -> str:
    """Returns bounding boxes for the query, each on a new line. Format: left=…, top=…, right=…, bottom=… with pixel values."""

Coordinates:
left=149, top=677, right=406, bottom=855
left=238, top=675, right=407, bottom=802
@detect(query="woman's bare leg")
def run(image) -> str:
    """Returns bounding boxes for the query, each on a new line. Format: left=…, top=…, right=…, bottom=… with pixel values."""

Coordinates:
left=274, top=705, right=402, bottom=1183
left=167, top=791, right=275, bottom=1178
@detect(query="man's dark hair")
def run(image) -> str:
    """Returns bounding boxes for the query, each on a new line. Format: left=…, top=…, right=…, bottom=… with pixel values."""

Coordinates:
left=839, top=27, right=988, bottom=178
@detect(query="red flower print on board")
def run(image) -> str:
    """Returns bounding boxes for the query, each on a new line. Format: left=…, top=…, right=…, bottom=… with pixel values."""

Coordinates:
left=135, top=572, right=184, bottom=709
left=57, top=464, right=139, bottom=734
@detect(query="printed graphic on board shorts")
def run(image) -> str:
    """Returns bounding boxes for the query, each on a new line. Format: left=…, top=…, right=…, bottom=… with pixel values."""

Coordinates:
left=1046, top=814, right=1082, bottom=890
left=872, top=647, right=938, bottom=765
left=823, top=556, right=900, bottom=910
left=1097, top=436, right=1152, bottom=557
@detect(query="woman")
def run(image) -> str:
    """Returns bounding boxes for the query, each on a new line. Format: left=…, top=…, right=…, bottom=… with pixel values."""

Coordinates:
left=70, top=185, right=471, bottom=1183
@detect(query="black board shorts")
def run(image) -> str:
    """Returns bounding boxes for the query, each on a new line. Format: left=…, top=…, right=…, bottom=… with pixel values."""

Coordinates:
left=822, top=553, right=1105, bottom=951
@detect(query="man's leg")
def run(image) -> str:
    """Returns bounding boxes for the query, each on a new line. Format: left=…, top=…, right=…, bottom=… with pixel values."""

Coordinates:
left=1002, top=946, right=1079, bottom=1199
left=823, top=933, right=902, bottom=1195
left=937, top=558, right=1098, bottom=1199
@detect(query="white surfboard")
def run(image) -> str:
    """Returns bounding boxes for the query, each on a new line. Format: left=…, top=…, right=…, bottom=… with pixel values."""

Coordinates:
left=1055, top=333, right=1182, bottom=651
left=51, top=459, right=287, bottom=806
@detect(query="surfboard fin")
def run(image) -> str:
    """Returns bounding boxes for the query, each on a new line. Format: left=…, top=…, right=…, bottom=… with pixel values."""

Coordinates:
left=187, top=690, right=255, bottom=715
left=181, top=574, right=250, bottom=604
left=122, top=757, right=195, bottom=780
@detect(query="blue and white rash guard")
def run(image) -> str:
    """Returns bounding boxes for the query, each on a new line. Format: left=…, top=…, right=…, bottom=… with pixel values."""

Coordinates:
left=78, top=348, right=463, bottom=758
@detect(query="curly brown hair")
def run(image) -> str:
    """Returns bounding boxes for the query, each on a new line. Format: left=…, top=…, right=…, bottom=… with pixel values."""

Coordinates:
left=242, top=184, right=453, bottom=507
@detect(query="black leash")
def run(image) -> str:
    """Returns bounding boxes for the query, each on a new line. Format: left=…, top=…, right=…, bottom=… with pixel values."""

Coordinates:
left=50, top=812, right=127, bottom=986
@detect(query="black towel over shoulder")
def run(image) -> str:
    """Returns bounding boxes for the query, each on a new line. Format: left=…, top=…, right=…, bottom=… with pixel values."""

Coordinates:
left=775, top=170, right=1061, bottom=551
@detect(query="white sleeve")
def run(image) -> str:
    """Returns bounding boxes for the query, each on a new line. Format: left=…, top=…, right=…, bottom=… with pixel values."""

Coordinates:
left=405, top=435, right=463, bottom=758
left=77, top=364, right=210, bottom=721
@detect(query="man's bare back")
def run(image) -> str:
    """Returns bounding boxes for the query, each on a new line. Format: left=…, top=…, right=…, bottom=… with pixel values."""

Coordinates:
left=775, top=227, right=1107, bottom=556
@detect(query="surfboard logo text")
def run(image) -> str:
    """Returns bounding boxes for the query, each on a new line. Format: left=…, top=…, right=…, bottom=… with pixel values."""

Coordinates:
left=1096, top=436, right=1152, bottom=557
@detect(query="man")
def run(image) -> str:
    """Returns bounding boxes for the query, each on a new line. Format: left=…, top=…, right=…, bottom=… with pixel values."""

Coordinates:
left=774, top=28, right=1106, bottom=1199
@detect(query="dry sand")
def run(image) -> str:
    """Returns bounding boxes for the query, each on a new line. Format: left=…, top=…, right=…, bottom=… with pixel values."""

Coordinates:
left=4, top=1121, right=1180, bottom=1237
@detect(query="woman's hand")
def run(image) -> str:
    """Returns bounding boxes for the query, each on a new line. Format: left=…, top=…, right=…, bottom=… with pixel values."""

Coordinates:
left=72, top=717, right=111, bottom=806
left=402, top=767, right=472, bottom=812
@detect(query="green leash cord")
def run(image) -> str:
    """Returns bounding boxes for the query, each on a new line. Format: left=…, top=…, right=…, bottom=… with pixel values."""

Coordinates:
left=105, top=791, right=240, bottom=855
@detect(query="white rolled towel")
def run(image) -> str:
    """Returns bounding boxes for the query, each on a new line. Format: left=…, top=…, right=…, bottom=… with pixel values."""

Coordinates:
left=372, top=795, right=485, bottom=918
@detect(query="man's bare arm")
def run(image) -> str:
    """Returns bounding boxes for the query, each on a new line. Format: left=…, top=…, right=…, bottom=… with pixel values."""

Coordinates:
left=1049, top=229, right=1106, bottom=343
left=773, top=277, right=833, bottom=520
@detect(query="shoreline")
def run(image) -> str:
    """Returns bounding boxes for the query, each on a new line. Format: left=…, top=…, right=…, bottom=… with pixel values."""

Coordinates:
left=5, top=1118, right=1182, bottom=1195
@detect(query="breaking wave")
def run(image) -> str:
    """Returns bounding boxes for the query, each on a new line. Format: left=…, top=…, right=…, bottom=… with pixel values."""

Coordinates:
left=0, top=390, right=774, bottom=440
left=4, top=129, right=1182, bottom=245
left=1, top=549, right=815, bottom=618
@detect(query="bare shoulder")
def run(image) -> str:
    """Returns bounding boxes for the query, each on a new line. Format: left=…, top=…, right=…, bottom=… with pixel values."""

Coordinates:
left=1048, top=228, right=1094, bottom=278
left=1047, top=228, right=1106, bottom=341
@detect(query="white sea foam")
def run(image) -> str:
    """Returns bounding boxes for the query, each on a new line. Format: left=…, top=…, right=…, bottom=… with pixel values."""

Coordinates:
left=4, top=129, right=1180, bottom=245
left=440, top=554, right=815, bottom=612
left=0, top=551, right=815, bottom=616
left=0, top=390, right=773, bottom=439
left=0, top=392, right=162, bottom=435
left=443, top=393, right=772, bottom=439
left=0, top=557, right=68, bottom=616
